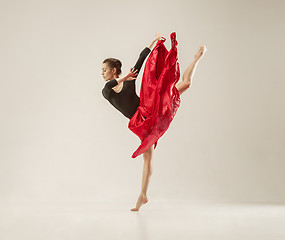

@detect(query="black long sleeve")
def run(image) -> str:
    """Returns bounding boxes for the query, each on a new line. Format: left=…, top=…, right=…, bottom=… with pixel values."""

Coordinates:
left=101, top=79, right=118, bottom=99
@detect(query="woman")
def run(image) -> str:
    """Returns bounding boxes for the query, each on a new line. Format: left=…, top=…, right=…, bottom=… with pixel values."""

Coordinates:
left=102, top=33, right=207, bottom=211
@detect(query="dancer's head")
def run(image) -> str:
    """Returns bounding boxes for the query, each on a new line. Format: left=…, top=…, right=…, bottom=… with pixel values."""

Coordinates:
left=102, top=58, right=122, bottom=81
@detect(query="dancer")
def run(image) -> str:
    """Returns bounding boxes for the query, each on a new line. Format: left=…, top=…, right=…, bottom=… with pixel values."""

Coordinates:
left=102, top=33, right=207, bottom=211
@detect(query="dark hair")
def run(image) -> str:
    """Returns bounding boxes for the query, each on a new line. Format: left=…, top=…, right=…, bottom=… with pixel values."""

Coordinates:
left=103, top=58, right=122, bottom=76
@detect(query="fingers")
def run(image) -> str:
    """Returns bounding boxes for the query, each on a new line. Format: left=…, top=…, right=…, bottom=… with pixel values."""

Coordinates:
left=130, top=68, right=139, bottom=76
left=155, top=32, right=163, bottom=40
left=131, top=67, right=138, bottom=72
left=126, top=67, right=139, bottom=81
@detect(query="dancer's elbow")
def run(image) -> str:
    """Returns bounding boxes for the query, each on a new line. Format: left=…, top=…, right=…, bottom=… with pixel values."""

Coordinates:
left=102, top=88, right=109, bottom=99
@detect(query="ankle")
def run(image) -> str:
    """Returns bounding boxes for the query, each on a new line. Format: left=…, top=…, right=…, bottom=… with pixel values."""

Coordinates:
left=140, top=192, right=147, bottom=197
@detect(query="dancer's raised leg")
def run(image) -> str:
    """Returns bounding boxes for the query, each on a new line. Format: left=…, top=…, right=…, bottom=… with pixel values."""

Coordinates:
left=131, top=144, right=154, bottom=211
left=176, top=45, right=207, bottom=95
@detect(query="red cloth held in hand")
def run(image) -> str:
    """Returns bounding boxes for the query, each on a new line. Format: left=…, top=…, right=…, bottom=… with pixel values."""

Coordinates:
left=128, top=32, right=181, bottom=158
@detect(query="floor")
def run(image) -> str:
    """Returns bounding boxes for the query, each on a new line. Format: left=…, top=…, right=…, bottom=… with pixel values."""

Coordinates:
left=1, top=200, right=284, bottom=240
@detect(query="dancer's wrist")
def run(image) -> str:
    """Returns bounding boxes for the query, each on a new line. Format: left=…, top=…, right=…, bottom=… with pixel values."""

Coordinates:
left=147, top=39, right=156, bottom=50
left=116, top=76, right=127, bottom=84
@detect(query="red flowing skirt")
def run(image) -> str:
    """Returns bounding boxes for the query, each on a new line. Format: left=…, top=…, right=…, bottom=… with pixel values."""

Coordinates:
left=128, top=32, right=181, bottom=158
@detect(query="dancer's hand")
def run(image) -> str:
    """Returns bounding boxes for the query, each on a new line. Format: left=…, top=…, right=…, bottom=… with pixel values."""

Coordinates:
left=125, top=67, right=139, bottom=81
left=154, top=33, right=163, bottom=41
left=147, top=33, right=164, bottom=49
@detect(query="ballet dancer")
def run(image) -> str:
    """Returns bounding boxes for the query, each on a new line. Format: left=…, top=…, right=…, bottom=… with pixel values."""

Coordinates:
left=102, top=33, right=207, bottom=211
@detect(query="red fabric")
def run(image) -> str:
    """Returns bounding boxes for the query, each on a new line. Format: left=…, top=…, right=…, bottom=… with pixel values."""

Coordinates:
left=128, top=32, right=181, bottom=158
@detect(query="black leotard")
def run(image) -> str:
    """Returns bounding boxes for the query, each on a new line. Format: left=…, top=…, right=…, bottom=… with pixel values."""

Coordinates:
left=102, top=47, right=151, bottom=119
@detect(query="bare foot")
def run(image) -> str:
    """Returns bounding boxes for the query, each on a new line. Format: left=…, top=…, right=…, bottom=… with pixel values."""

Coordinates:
left=131, top=194, right=148, bottom=211
left=194, top=45, right=207, bottom=61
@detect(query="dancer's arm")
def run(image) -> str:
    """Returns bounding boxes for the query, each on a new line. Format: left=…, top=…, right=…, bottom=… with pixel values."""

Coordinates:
left=105, top=68, right=138, bottom=87
left=147, top=33, right=163, bottom=50
left=102, top=68, right=138, bottom=98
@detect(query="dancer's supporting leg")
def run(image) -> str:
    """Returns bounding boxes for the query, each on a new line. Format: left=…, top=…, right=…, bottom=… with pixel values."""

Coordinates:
left=131, top=144, right=154, bottom=211
left=130, top=45, right=207, bottom=211
left=176, top=45, right=207, bottom=95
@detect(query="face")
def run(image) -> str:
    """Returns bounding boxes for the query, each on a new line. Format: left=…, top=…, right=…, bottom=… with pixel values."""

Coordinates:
left=102, top=63, right=117, bottom=81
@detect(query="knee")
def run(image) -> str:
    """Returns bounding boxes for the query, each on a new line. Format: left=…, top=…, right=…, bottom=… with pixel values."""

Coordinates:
left=178, top=82, right=191, bottom=95
left=143, top=149, right=153, bottom=161
left=185, top=82, right=191, bottom=89
left=143, top=151, right=153, bottom=161
left=143, top=144, right=154, bottom=159
left=183, top=75, right=192, bottom=85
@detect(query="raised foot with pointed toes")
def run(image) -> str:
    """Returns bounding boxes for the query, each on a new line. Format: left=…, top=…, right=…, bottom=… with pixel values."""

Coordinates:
left=194, top=45, right=207, bottom=61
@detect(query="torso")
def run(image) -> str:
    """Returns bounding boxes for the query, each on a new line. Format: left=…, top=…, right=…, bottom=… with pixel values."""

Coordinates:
left=108, top=81, right=140, bottom=119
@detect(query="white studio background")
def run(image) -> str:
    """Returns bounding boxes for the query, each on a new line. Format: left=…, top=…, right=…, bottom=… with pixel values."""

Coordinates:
left=0, top=0, right=284, bottom=204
